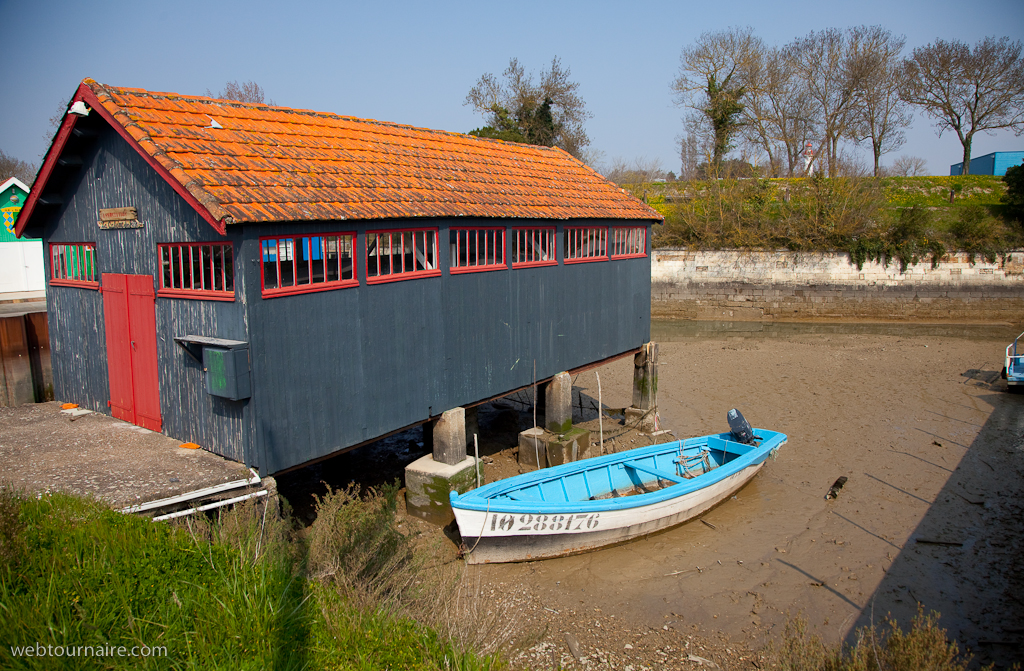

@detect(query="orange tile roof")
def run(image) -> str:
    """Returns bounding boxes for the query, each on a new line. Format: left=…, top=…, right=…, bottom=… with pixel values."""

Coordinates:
left=78, top=79, right=660, bottom=226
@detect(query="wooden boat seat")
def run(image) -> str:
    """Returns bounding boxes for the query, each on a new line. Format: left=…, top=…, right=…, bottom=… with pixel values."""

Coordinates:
left=623, top=460, right=686, bottom=484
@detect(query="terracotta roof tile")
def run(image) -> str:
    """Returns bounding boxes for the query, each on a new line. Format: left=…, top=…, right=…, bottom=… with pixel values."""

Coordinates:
left=81, top=79, right=660, bottom=225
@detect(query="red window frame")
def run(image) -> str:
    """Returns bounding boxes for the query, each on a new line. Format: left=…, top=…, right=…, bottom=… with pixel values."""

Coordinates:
left=365, top=228, right=441, bottom=284
left=564, top=226, right=608, bottom=264
left=158, top=242, right=235, bottom=301
left=511, top=227, right=557, bottom=268
left=49, top=242, right=99, bottom=288
left=260, top=233, right=358, bottom=298
left=449, top=227, right=507, bottom=274
left=610, top=226, right=647, bottom=259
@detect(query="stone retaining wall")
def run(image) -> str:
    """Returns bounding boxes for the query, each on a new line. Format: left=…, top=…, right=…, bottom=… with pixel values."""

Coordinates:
left=652, top=249, right=1024, bottom=322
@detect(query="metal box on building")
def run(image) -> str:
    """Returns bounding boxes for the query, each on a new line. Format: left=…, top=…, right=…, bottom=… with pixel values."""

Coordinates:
left=203, top=344, right=250, bottom=401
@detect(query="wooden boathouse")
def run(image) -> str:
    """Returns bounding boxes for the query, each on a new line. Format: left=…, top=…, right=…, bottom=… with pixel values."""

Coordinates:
left=16, top=79, right=660, bottom=474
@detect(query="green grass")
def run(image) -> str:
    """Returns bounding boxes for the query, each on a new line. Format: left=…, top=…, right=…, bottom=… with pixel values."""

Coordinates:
left=0, top=485, right=498, bottom=670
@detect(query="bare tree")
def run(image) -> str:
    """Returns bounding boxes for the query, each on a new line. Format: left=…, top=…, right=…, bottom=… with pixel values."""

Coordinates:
left=465, top=57, right=592, bottom=158
left=604, top=156, right=664, bottom=186
left=847, top=26, right=913, bottom=176
left=673, top=27, right=765, bottom=175
left=888, top=155, right=929, bottom=176
left=740, top=46, right=819, bottom=176
left=0, top=149, right=36, bottom=185
left=787, top=28, right=869, bottom=177
left=904, top=36, right=1024, bottom=174
left=677, top=131, right=704, bottom=182
left=207, top=80, right=275, bottom=105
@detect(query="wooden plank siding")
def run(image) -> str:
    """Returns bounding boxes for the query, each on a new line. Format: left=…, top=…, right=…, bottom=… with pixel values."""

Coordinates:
left=39, top=125, right=253, bottom=463
left=35, top=121, right=652, bottom=475
left=242, top=220, right=651, bottom=474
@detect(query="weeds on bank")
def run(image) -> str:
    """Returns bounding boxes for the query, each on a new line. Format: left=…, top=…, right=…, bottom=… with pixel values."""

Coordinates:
left=771, top=608, right=1005, bottom=671
left=0, top=483, right=500, bottom=670
left=654, top=175, right=1022, bottom=270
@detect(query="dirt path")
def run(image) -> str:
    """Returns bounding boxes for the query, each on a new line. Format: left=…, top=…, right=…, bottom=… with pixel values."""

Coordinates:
left=467, top=331, right=1024, bottom=670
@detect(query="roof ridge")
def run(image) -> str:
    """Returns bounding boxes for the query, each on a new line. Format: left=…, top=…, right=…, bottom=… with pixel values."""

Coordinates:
left=94, top=80, right=564, bottom=155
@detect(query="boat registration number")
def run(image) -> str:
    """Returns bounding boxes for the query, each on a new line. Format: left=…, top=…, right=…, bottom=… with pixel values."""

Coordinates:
left=490, top=513, right=600, bottom=533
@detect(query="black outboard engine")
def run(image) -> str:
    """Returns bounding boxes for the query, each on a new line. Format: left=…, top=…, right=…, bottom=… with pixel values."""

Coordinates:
left=727, top=408, right=755, bottom=444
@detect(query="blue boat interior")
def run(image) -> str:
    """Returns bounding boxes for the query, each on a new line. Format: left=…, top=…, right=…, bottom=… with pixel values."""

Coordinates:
left=493, top=435, right=761, bottom=504
left=1008, top=331, right=1024, bottom=382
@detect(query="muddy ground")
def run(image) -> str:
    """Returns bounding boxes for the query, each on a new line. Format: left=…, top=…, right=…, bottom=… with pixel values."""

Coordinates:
left=3, top=323, right=1023, bottom=669
left=382, top=327, right=1024, bottom=670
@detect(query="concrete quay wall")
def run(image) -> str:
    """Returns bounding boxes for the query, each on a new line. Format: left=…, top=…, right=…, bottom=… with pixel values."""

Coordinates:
left=651, top=249, right=1024, bottom=322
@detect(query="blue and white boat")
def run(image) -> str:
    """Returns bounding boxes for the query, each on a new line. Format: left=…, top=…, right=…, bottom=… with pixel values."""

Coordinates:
left=1004, top=331, right=1024, bottom=390
left=450, top=426, right=787, bottom=564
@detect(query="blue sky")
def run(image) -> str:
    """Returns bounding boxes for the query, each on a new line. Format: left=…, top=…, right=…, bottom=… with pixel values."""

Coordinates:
left=2, top=0, right=1022, bottom=177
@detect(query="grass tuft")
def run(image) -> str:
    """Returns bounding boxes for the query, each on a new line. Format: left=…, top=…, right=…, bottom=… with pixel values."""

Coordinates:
left=769, top=607, right=1002, bottom=671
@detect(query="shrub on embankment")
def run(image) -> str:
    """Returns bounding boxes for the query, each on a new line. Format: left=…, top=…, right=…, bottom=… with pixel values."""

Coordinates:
left=647, top=175, right=1023, bottom=272
left=0, top=484, right=498, bottom=670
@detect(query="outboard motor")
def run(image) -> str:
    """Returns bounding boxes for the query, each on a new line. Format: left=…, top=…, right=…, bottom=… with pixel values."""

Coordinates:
left=727, top=408, right=755, bottom=444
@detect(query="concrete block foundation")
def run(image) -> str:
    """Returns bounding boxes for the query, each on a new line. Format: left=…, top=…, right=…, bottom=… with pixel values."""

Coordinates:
left=518, top=427, right=549, bottom=471
left=404, top=453, right=480, bottom=526
left=518, top=426, right=595, bottom=471
left=545, top=427, right=593, bottom=466
left=625, top=407, right=659, bottom=433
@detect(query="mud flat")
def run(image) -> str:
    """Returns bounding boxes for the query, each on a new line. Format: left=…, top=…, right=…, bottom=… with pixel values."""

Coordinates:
left=470, top=325, right=1024, bottom=669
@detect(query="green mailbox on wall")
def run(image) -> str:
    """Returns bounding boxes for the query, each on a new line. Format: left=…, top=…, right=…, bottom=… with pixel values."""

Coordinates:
left=174, top=335, right=251, bottom=401
left=203, top=344, right=251, bottom=401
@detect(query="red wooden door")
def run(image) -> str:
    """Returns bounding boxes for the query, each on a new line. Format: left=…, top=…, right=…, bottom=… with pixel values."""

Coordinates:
left=103, top=273, right=162, bottom=431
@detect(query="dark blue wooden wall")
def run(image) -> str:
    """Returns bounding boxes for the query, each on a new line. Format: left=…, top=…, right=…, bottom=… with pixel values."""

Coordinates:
left=242, top=221, right=651, bottom=473
left=37, top=121, right=652, bottom=475
left=39, top=125, right=253, bottom=463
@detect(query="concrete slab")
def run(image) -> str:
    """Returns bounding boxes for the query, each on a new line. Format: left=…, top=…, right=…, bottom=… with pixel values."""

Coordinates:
left=0, top=401, right=251, bottom=509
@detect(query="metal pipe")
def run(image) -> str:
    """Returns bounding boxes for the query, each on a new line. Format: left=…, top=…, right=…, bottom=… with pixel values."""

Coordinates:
left=152, top=489, right=268, bottom=521
left=122, top=468, right=261, bottom=514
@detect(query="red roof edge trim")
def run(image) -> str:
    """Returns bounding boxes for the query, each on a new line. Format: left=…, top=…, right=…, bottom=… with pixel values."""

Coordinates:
left=81, top=85, right=227, bottom=236
left=14, top=84, right=88, bottom=238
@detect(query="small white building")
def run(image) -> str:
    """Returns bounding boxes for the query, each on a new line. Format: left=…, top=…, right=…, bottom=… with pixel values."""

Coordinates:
left=1, top=177, right=45, bottom=299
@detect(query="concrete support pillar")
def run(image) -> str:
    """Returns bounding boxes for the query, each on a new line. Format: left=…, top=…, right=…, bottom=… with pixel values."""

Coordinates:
left=627, top=342, right=659, bottom=432
left=545, top=371, right=572, bottom=433
left=432, top=407, right=466, bottom=466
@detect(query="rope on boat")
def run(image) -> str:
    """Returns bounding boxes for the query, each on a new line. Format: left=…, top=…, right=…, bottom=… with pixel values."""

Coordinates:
left=676, top=448, right=711, bottom=479
left=465, top=498, right=492, bottom=558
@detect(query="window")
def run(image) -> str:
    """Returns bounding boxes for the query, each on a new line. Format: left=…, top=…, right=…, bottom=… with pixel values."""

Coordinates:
left=261, top=233, right=356, bottom=297
left=564, top=226, right=608, bottom=263
left=159, top=243, right=235, bottom=300
left=450, top=227, right=506, bottom=274
left=366, top=228, right=440, bottom=283
left=611, top=226, right=647, bottom=259
left=50, top=243, right=98, bottom=288
left=512, top=227, right=556, bottom=268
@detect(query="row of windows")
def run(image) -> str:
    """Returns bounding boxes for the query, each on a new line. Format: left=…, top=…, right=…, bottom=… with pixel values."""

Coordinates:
left=49, top=225, right=647, bottom=299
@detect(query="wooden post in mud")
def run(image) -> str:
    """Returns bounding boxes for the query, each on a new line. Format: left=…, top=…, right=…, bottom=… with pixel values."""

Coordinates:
left=627, top=342, right=659, bottom=432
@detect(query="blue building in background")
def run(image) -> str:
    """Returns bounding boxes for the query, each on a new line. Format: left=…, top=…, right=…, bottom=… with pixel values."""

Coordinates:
left=950, top=151, right=1024, bottom=176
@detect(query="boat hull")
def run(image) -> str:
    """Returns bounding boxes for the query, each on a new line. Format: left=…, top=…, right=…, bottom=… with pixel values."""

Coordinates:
left=450, top=428, right=786, bottom=564
left=457, top=460, right=765, bottom=564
